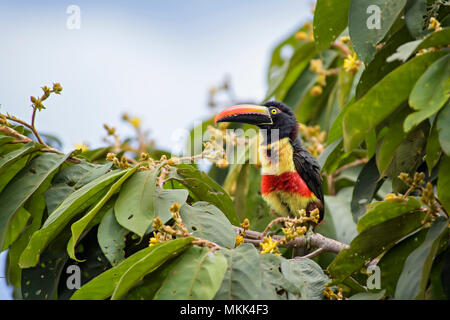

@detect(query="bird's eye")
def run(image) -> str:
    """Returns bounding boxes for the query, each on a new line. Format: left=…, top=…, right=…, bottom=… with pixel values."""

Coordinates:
left=271, top=108, right=277, bottom=115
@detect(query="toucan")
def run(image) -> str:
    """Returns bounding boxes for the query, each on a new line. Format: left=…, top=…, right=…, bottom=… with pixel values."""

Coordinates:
left=215, top=101, right=324, bottom=223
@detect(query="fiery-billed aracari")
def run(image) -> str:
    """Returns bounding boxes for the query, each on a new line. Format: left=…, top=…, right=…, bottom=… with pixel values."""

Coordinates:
left=215, top=101, right=324, bottom=223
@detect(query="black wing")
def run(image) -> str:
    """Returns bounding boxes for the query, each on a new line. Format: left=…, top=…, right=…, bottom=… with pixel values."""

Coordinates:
left=290, top=137, right=324, bottom=204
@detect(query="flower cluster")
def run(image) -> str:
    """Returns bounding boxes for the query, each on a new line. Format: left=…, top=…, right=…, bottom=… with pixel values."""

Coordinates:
left=30, top=82, right=63, bottom=111
left=260, top=236, right=280, bottom=256
left=235, top=218, right=250, bottom=247
left=323, top=287, right=343, bottom=300
left=298, top=124, right=326, bottom=157
left=343, top=52, right=360, bottom=74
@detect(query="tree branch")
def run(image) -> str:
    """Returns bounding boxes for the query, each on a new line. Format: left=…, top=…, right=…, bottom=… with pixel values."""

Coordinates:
left=0, top=125, right=81, bottom=164
left=232, top=226, right=349, bottom=255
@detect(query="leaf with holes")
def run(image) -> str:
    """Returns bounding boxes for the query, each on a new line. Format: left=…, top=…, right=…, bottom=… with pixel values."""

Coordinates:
left=180, top=202, right=235, bottom=248
left=154, top=246, right=227, bottom=300
left=215, top=244, right=262, bottom=300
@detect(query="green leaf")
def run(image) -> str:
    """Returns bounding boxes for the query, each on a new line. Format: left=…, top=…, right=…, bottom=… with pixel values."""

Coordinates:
left=71, top=238, right=193, bottom=300
left=317, top=138, right=342, bottom=170
left=0, top=142, right=37, bottom=172
left=280, top=258, right=330, bottom=300
left=357, top=197, right=421, bottom=233
left=324, top=187, right=358, bottom=245
left=169, top=164, right=239, bottom=225
left=45, top=161, right=112, bottom=214
left=348, top=289, right=386, bottom=300
left=215, top=244, right=262, bottom=300
left=0, top=143, right=40, bottom=194
left=2, top=207, right=31, bottom=251
left=154, top=246, right=227, bottom=300
left=0, top=135, right=14, bottom=146
left=5, top=170, right=52, bottom=287
left=267, top=42, right=317, bottom=101
left=349, top=0, right=407, bottom=63
left=313, top=0, right=351, bottom=50
left=437, top=155, right=450, bottom=212
left=384, top=122, right=429, bottom=192
left=378, top=227, right=428, bottom=296
left=111, top=237, right=194, bottom=300
left=114, top=166, right=162, bottom=237
left=387, top=28, right=450, bottom=63
left=426, top=117, right=442, bottom=174
left=436, top=100, right=450, bottom=156
left=395, top=218, right=448, bottom=299
left=355, top=25, right=412, bottom=100
left=327, top=210, right=426, bottom=283
left=376, top=107, right=411, bottom=175
left=180, top=202, right=236, bottom=248
left=97, top=207, right=128, bottom=267
left=404, top=0, right=427, bottom=39
left=19, top=169, right=126, bottom=268
left=21, top=230, right=70, bottom=300
left=284, top=50, right=338, bottom=116
left=257, top=254, right=291, bottom=299
left=147, top=188, right=190, bottom=234
left=404, top=54, right=450, bottom=132
left=342, top=52, right=444, bottom=151
left=67, top=166, right=138, bottom=261
left=351, top=157, right=382, bottom=222
left=0, top=152, right=70, bottom=250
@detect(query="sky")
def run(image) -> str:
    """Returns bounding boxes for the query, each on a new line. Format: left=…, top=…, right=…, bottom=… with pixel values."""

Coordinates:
left=0, top=0, right=313, bottom=299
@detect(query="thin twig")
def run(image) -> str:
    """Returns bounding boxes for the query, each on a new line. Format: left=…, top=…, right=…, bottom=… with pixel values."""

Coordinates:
left=292, top=248, right=324, bottom=260
left=5, top=115, right=45, bottom=145
left=0, top=125, right=81, bottom=164
left=331, top=40, right=352, bottom=57
left=331, top=158, right=369, bottom=178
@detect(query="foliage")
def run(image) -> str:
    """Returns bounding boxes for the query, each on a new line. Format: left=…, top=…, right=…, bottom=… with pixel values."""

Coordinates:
left=0, top=0, right=449, bottom=300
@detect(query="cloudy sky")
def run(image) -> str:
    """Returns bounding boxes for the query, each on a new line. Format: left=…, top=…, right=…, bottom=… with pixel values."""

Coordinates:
left=0, top=0, right=312, bottom=299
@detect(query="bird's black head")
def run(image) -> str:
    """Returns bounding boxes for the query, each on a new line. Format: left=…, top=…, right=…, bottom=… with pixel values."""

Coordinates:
left=215, top=101, right=299, bottom=143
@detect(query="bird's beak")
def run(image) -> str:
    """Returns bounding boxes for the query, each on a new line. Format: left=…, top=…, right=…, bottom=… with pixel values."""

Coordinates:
left=214, top=104, right=272, bottom=126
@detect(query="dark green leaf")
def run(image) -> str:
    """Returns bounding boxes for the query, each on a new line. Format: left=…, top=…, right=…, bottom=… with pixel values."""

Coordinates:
left=378, top=227, right=428, bottom=296
left=327, top=211, right=426, bottom=283
left=426, top=117, right=442, bottom=174
left=405, top=0, right=427, bottom=39
left=437, top=155, right=450, bottom=212
left=395, top=218, right=448, bottom=299
left=0, top=153, right=70, bottom=250
left=45, top=161, right=112, bottom=214
left=21, top=230, right=70, bottom=300
left=436, top=100, right=450, bottom=156
left=387, top=28, right=450, bottom=63
left=19, top=169, right=126, bottom=268
left=97, top=207, right=128, bottom=266
left=71, top=238, right=193, bottom=300
left=351, top=157, right=381, bottom=222
left=349, top=0, right=407, bottom=63
left=313, top=0, right=351, bottom=50
left=376, top=107, right=411, bottom=175
left=67, top=166, right=138, bottom=261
